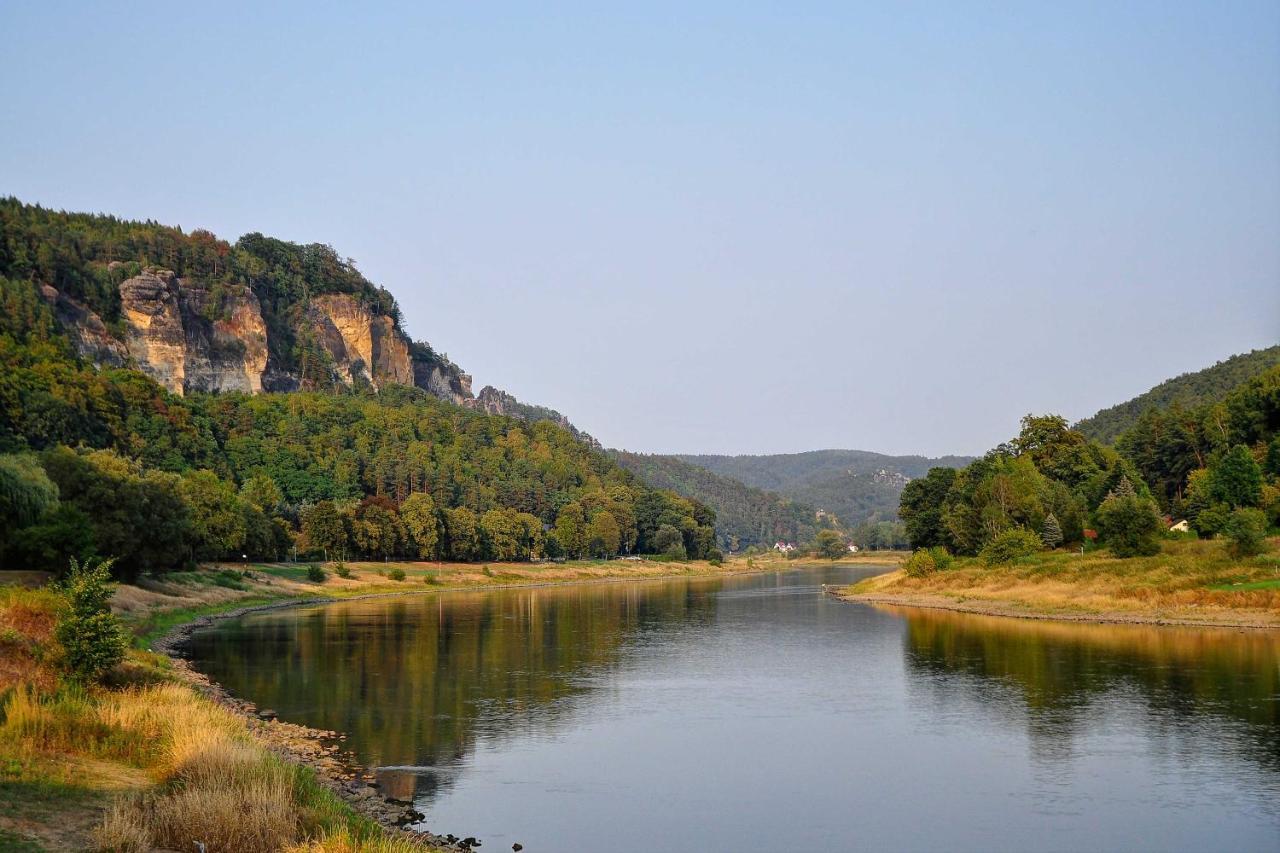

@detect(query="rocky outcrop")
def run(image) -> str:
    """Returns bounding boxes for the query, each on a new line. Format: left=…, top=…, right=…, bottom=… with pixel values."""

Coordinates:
left=39, top=284, right=127, bottom=367
left=119, top=270, right=189, bottom=393
left=413, top=356, right=473, bottom=405
left=309, top=294, right=414, bottom=389
left=472, top=385, right=599, bottom=447
left=179, top=284, right=269, bottom=394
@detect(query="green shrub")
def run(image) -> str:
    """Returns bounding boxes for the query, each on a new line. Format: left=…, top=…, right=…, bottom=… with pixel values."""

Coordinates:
left=925, top=546, right=953, bottom=570
left=55, top=557, right=126, bottom=682
left=333, top=562, right=352, bottom=579
left=481, top=565, right=494, bottom=577
left=980, top=528, right=1042, bottom=565
left=423, top=572, right=440, bottom=585
left=388, top=568, right=406, bottom=581
left=1095, top=493, right=1163, bottom=558
left=305, top=563, right=327, bottom=583
left=1224, top=507, right=1269, bottom=557
left=903, top=550, right=937, bottom=577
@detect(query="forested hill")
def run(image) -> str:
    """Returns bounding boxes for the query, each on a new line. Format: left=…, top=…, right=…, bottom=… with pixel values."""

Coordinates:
left=0, top=200, right=719, bottom=577
left=674, top=450, right=973, bottom=530
left=610, top=451, right=828, bottom=551
left=1074, top=346, right=1280, bottom=444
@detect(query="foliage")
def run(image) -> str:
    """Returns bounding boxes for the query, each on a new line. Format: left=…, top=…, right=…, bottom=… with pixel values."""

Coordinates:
left=333, top=562, right=352, bottom=579
left=903, top=550, right=938, bottom=577
left=585, top=510, right=622, bottom=558
left=54, top=557, right=126, bottom=682
left=1075, top=346, right=1280, bottom=444
left=980, top=528, right=1042, bottom=565
left=387, top=568, right=405, bottom=581
left=399, top=492, right=440, bottom=559
left=1223, top=508, right=1268, bottom=557
left=925, top=546, right=953, bottom=569
left=814, top=529, right=848, bottom=560
left=1040, top=513, right=1063, bottom=549
left=900, top=467, right=957, bottom=549
left=0, top=452, right=58, bottom=528
left=1094, top=489, right=1163, bottom=558
left=305, top=563, right=327, bottom=583
left=1208, top=445, right=1263, bottom=508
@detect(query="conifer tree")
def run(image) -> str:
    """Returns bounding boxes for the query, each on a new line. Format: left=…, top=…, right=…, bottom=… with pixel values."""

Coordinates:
left=1040, top=513, right=1063, bottom=549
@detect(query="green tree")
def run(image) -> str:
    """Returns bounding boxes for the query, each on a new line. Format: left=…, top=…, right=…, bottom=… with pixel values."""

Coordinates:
left=301, top=500, right=348, bottom=560
left=400, top=493, right=441, bottom=559
left=55, top=556, right=126, bottom=682
left=980, top=528, right=1042, bottom=564
left=239, top=474, right=284, bottom=514
left=1223, top=507, right=1268, bottom=557
left=815, top=529, right=847, bottom=560
left=1094, top=491, right=1162, bottom=557
left=585, top=510, right=622, bottom=558
left=481, top=508, right=522, bottom=561
left=554, top=501, right=587, bottom=559
left=1209, top=445, right=1263, bottom=508
left=899, top=467, right=957, bottom=550
left=351, top=498, right=405, bottom=559
left=0, top=453, right=59, bottom=530
left=179, top=470, right=248, bottom=560
left=443, top=506, right=481, bottom=561
left=1040, top=513, right=1063, bottom=549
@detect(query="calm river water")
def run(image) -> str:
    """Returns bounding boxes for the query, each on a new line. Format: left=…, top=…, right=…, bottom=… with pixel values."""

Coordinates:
left=184, top=566, right=1280, bottom=852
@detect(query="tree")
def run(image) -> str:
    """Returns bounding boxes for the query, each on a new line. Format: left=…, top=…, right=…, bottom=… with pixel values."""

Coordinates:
left=180, top=470, right=248, bottom=560
left=1209, top=445, right=1263, bottom=508
left=585, top=510, right=621, bottom=558
left=1094, top=491, right=1162, bottom=557
left=400, top=492, right=441, bottom=559
left=351, top=498, right=405, bottom=559
left=815, top=529, right=847, bottom=560
left=899, top=467, right=956, bottom=550
left=239, top=474, right=283, bottom=514
left=1223, top=508, right=1268, bottom=557
left=480, top=508, right=522, bottom=561
left=0, top=453, right=59, bottom=530
left=443, top=506, right=481, bottom=561
left=1040, top=513, right=1063, bottom=549
left=980, top=528, right=1042, bottom=564
left=301, top=500, right=348, bottom=560
left=554, top=502, right=587, bottom=559
left=56, top=556, right=126, bottom=682
left=653, top=523, right=685, bottom=558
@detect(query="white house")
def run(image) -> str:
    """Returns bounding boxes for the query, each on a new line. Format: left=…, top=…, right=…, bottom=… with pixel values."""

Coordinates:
left=1169, top=519, right=1190, bottom=533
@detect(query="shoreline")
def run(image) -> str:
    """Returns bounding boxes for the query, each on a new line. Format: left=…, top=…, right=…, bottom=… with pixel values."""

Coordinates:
left=833, top=589, right=1280, bottom=630
left=150, top=561, right=783, bottom=848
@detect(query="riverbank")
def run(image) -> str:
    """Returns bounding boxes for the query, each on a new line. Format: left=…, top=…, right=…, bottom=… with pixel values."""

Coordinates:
left=836, top=539, right=1280, bottom=629
left=0, top=556, right=763, bottom=851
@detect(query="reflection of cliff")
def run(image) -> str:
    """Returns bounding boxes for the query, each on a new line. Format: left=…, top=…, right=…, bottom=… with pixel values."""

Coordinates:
left=898, top=607, right=1280, bottom=769
left=187, top=578, right=722, bottom=804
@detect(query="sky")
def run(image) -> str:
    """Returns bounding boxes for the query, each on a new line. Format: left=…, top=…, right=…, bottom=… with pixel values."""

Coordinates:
left=2, top=2, right=1277, bottom=457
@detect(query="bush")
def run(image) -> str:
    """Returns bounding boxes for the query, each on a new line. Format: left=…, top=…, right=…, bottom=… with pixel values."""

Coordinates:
left=387, top=569, right=405, bottom=581
left=980, top=528, right=1042, bottom=565
left=903, top=550, right=937, bottom=577
left=1095, top=493, right=1163, bottom=558
left=305, top=563, right=327, bottom=583
left=481, top=565, right=494, bottom=577
left=423, top=572, right=440, bottom=585
left=925, top=546, right=953, bottom=570
left=55, top=557, right=126, bottom=682
left=1224, top=508, right=1269, bottom=557
left=333, top=561, right=352, bottom=579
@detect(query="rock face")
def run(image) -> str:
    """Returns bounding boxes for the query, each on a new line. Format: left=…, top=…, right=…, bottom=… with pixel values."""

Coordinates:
left=48, top=268, right=477, bottom=405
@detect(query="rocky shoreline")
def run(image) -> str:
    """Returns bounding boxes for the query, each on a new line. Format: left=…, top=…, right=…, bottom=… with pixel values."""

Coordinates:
left=155, top=602, right=477, bottom=850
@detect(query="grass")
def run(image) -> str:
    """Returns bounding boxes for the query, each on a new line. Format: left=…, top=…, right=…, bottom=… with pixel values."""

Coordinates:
left=0, top=585, right=445, bottom=852
left=845, top=538, right=1280, bottom=624
left=129, top=595, right=286, bottom=649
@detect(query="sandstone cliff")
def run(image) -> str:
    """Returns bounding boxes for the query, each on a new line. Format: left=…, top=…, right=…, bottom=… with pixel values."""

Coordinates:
left=44, top=269, right=472, bottom=403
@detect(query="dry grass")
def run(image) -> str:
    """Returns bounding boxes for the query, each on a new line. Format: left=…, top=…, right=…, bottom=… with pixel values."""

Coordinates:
left=846, top=538, right=1280, bottom=624
left=286, top=827, right=445, bottom=853
left=0, top=586, right=63, bottom=692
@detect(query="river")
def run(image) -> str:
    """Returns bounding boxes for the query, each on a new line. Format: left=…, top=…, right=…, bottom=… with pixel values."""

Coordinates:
left=184, top=565, right=1280, bottom=852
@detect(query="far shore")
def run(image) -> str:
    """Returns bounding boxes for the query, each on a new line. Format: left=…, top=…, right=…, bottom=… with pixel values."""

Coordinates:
left=833, top=540, right=1280, bottom=631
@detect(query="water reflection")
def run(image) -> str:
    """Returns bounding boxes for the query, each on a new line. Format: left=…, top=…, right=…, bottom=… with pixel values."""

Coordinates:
left=185, top=578, right=727, bottom=804
left=898, top=606, right=1280, bottom=771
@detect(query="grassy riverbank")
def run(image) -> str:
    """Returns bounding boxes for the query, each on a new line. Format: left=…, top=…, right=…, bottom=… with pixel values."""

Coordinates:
left=0, top=556, right=755, bottom=851
left=840, top=539, right=1280, bottom=628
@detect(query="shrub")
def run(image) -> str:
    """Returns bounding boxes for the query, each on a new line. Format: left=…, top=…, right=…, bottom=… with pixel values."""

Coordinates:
left=1095, top=493, right=1163, bottom=558
left=925, top=546, right=953, bottom=570
left=305, top=563, right=327, bottom=583
left=980, top=528, right=1042, bottom=565
left=56, top=557, right=126, bottom=682
left=422, top=572, right=440, bottom=585
left=387, top=569, right=405, bottom=581
left=903, top=550, right=937, bottom=577
left=333, top=562, right=352, bottom=579
left=1224, top=507, right=1269, bottom=557
left=481, top=565, right=494, bottom=577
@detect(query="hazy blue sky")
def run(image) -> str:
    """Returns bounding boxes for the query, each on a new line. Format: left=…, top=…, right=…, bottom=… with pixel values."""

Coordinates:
left=2, top=2, right=1277, bottom=456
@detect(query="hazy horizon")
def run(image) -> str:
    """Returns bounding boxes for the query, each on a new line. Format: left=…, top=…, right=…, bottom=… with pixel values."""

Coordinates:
left=3, top=3, right=1276, bottom=457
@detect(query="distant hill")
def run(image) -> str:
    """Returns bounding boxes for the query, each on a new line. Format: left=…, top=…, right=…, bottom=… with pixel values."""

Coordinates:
left=672, top=450, right=973, bottom=530
left=610, top=451, right=822, bottom=551
left=1074, top=345, right=1280, bottom=444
